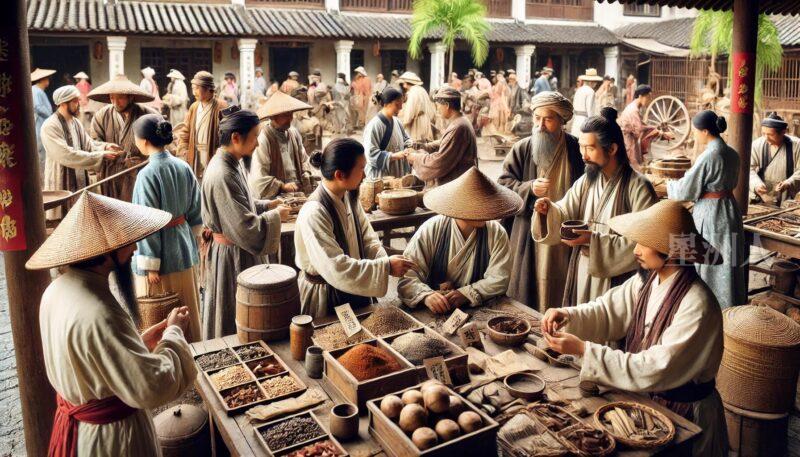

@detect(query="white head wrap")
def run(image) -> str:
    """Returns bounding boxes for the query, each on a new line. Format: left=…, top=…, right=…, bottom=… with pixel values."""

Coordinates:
left=52, top=85, right=80, bottom=105
left=530, top=91, right=574, bottom=123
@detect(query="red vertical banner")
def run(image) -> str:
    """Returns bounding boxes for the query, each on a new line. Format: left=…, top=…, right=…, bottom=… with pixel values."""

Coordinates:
left=0, top=34, right=28, bottom=251
left=730, top=51, right=755, bottom=115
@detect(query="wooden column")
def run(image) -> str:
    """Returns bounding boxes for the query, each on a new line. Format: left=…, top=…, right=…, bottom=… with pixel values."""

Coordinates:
left=730, top=0, right=759, bottom=215
left=2, top=1, right=55, bottom=454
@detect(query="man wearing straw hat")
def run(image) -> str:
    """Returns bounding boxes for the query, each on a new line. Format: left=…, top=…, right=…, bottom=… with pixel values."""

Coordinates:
left=397, top=71, right=436, bottom=144
left=398, top=167, right=520, bottom=314
left=163, top=69, right=189, bottom=126
left=89, top=75, right=160, bottom=201
left=41, top=85, right=122, bottom=219
left=570, top=68, right=603, bottom=136
left=249, top=90, right=313, bottom=198
left=281, top=70, right=300, bottom=95
left=498, top=91, right=584, bottom=312
left=541, top=200, right=727, bottom=456
left=750, top=111, right=800, bottom=204
left=27, top=191, right=197, bottom=456
left=351, top=66, right=372, bottom=129
left=32, top=67, right=57, bottom=172
left=178, top=71, right=228, bottom=178
left=406, top=86, right=478, bottom=188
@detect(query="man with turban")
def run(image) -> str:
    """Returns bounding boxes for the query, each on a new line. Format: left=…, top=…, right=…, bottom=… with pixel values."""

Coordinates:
left=498, top=91, right=584, bottom=311
left=42, top=86, right=122, bottom=218
left=178, top=71, right=228, bottom=178
left=750, top=111, right=800, bottom=204
left=397, top=72, right=436, bottom=144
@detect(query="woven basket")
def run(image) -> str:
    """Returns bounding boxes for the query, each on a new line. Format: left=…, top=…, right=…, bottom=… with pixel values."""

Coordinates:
left=138, top=282, right=181, bottom=331
left=717, top=305, right=800, bottom=413
left=593, top=402, right=675, bottom=449
left=378, top=189, right=417, bottom=215
left=559, top=424, right=616, bottom=457
left=359, top=179, right=383, bottom=212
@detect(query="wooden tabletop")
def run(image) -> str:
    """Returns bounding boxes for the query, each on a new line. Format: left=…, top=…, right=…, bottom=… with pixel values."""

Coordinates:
left=281, top=208, right=436, bottom=235
left=191, top=297, right=701, bottom=457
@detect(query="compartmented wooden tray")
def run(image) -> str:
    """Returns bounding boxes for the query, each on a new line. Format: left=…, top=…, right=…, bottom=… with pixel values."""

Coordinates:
left=383, top=327, right=469, bottom=385
left=367, top=383, right=499, bottom=457
left=254, top=410, right=349, bottom=456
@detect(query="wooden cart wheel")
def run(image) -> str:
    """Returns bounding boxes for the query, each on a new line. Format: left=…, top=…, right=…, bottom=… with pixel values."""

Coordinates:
left=644, top=95, right=691, bottom=152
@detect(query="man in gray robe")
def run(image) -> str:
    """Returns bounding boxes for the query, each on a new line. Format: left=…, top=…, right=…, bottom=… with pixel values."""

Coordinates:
left=749, top=112, right=800, bottom=204
left=507, top=71, right=532, bottom=137
left=498, top=92, right=583, bottom=311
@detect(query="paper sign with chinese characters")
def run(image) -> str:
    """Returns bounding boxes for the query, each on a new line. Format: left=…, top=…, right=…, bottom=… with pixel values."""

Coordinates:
left=0, top=33, right=26, bottom=251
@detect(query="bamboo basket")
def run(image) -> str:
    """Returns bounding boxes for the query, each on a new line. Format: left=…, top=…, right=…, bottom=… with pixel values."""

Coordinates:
left=593, top=401, right=675, bottom=449
left=138, top=282, right=181, bottom=331
left=378, top=189, right=418, bottom=215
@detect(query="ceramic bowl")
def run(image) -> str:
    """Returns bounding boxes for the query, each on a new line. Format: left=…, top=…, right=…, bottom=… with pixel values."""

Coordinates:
left=561, top=220, right=589, bottom=240
left=486, top=316, right=531, bottom=346
left=504, top=372, right=546, bottom=401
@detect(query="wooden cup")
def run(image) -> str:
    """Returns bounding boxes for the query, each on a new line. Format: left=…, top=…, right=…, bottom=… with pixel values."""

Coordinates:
left=330, top=403, right=359, bottom=440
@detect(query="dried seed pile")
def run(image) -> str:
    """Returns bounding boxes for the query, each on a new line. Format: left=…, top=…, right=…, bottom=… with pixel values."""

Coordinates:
left=390, top=332, right=451, bottom=365
left=196, top=349, right=237, bottom=370
left=286, top=439, right=344, bottom=457
left=261, top=416, right=324, bottom=451
left=362, top=306, right=418, bottom=336
left=261, top=375, right=301, bottom=399
left=235, top=343, right=270, bottom=361
left=210, top=365, right=251, bottom=390
left=224, top=383, right=264, bottom=408
left=490, top=317, right=528, bottom=334
left=337, top=344, right=402, bottom=381
left=249, top=359, right=284, bottom=378
left=314, top=322, right=371, bottom=351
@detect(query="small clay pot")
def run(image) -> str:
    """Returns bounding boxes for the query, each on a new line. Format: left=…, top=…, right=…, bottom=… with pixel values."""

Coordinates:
left=329, top=403, right=359, bottom=440
left=305, top=345, right=324, bottom=379
left=561, top=220, right=589, bottom=240
left=504, top=373, right=545, bottom=401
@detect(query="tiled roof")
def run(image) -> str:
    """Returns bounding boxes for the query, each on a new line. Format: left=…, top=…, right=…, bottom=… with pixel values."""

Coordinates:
left=616, top=15, right=800, bottom=49
left=27, top=0, right=619, bottom=45
left=601, top=0, right=800, bottom=16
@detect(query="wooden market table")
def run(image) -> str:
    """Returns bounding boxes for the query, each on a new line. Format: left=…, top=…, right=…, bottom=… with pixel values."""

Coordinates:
left=744, top=206, right=800, bottom=259
left=191, top=297, right=702, bottom=457
left=277, top=208, right=436, bottom=267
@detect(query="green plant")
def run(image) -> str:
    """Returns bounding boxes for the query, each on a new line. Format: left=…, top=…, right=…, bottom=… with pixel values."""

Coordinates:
left=408, top=0, right=490, bottom=78
left=690, top=10, right=783, bottom=102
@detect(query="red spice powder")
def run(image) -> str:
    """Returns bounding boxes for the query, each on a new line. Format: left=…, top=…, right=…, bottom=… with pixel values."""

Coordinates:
left=337, top=344, right=402, bottom=381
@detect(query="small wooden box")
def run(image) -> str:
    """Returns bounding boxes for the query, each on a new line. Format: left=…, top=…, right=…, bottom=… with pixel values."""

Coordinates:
left=323, top=339, right=418, bottom=410
left=311, top=323, right=377, bottom=352
left=383, top=327, right=469, bottom=385
left=367, top=384, right=499, bottom=457
left=254, top=410, right=349, bottom=456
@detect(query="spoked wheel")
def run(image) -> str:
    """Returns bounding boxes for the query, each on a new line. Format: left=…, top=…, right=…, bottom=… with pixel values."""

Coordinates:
left=644, top=95, right=691, bottom=151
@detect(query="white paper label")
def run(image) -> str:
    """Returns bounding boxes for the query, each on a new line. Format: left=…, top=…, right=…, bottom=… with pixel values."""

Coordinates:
left=442, top=308, right=470, bottom=335
left=423, top=356, right=453, bottom=386
left=334, top=303, right=362, bottom=338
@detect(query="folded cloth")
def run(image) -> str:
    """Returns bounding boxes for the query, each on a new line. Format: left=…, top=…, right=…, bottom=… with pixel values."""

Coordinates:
left=245, top=388, right=326, bottom=422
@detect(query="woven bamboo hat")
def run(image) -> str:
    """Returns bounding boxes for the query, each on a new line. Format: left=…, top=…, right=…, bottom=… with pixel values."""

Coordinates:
left=423, top=167, right=524, bottom=221
left=88, top=74, right=155, bottom=103
left=397, top=71, right=423, bottom=86
left=256, top=90, right=311, bottom=120
left=578, top=68, right=603, bottom=82
left=608, top=200, right=721, bottom=264
left=31, top=68, right=56, bottom=83
left=73, top=71, right=89, bottom=80
left=26, top=192, right=171, bottom=270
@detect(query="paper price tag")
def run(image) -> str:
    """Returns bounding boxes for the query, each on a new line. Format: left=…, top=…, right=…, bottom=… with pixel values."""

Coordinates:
left=457, top=322, right=484, bottom=350
left=423, top=356, right=453, bottom=386
left=442, top=308, right=469, bottom=335
left=334, top=303, right=362, bottom=338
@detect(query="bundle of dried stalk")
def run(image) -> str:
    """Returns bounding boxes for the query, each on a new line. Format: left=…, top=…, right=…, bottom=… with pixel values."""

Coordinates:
left=594, top=402, right=674, bottom=449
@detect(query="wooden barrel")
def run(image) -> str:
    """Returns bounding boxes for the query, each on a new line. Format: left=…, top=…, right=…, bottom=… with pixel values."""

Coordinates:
left=235, top=264, right=300, bottom=343
left=724, top=402, right=788, bottom=457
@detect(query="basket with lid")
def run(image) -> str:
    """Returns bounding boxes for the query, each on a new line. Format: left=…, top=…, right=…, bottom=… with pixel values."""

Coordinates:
left=716, top=305, right=800, bottom=413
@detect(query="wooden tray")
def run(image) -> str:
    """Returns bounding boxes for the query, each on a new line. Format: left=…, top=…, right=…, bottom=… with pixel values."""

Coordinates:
left=193, top=347, right=241, bottom=371
left=323, top=339, right=418, bottom=410
left=367, top=383, right=499, bottom=457
left=383, top=327, right=469, bottom=385
left=311, top=322, right=377, bottom=352
left=254, top=410, right=349, bottom=456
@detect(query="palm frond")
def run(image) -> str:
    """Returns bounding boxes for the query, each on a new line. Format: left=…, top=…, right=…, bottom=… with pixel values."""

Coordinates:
left=409, top=0, right=489, bottom=68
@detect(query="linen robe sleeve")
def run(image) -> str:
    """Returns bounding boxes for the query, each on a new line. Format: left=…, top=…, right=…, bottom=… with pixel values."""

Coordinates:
left=457, top=224, right=512, bottom=306
left=364, top=120, right=392, bottom=175
left=213, top=170, right=281, bottom=256
left=412, top=122, right=465, bottom=182
left=783, top=137, right=800, bottom=195
left=298, top=202, right=390, bottom=297
left=248, top=131, right=283, bottom=199
left=401, top=124, right=413, bottom=148
left=34, top=91, right=52, bottom=119
left=397, top=218, right=439, bottom=307
left=498, top=140, right=535, bottom=211
left=531, top=175, right=584, bottom=245
left=82, top=317, right=197, bottom=410
left=587, top=178, right=658, bottom=279
left=132, top=172, right=164, bottom=271
left=667, top=151, right=712, bottom=201
left=749, top=140, right=766, bottom=194
left=41, top=119, right=106, bottom=170
left=357, top=200, right=387, bottom=261
left=563, top=275, right=640, bottom=342
left=186, top=170, right=203, bottom=236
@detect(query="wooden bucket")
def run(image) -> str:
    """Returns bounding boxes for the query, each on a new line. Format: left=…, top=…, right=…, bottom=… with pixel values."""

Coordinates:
left=724, top=402, right=788, bottom=457
left=235, top=264, right=300, bottom=343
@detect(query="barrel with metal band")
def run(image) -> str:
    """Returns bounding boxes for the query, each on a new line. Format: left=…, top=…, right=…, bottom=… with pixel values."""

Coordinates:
left=235, top=263, right=300, bottom=342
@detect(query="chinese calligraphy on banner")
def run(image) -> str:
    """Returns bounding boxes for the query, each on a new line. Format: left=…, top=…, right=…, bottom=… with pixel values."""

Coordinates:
left=0, top=34, right=27, bottom=251
left=731, top=52, right=756, bottom=115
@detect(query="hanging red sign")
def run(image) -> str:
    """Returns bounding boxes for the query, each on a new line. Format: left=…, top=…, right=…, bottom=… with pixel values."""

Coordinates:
left=0, top=32, right=28, bottom=251
left=730, top=52, right=755, bottom=115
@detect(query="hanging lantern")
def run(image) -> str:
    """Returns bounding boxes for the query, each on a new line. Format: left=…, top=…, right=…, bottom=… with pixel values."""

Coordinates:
left=93, top=41, right=104, bottom=61
left=373, top=41, right=381, bottom=57
left=495, top=48, right=504, bottom=64
left=214, top=42, right=222, bottom=64
left=255, top=43, right=263, bottom=67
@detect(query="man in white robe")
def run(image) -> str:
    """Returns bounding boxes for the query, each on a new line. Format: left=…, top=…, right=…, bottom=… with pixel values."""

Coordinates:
left=399, top=167, right=521, bottom=314
left=541, top=200, right=728, bottom=457
left=749, top=112, right=800, bottom=204
left=570, top=69, right=603, bottom=136
left=534, top=111, right=658, bottom=306
left=397, top=72, right=435, bottom=143
left=27, top=191, right=196, bottom=457
left=163, top=69, right=189, bottom=126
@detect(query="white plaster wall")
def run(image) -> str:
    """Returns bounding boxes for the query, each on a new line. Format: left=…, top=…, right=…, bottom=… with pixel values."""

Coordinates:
left=309, top=40, right=338, bottom=82
left=593, top=2, right=698, bottom=30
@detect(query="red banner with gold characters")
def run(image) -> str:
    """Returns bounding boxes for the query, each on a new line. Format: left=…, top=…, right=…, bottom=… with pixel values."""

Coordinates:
left=0, top=32, right=28, bottom=251
left=731, top=51, right=756, bottom=115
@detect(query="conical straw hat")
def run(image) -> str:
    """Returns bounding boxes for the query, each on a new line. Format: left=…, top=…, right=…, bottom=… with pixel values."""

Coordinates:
left=26, top=192, right=171, bottom=270
left=31, top=68, right=56, bottom=83
left=257, top=90, right=312, bottom=119
left=608, top=200, right=721, bottom=265
left=423, top=167, right=523, bottom=221
left=73, top=71, right=89, bottom=80
left=88, top=74, right=154, bottom=103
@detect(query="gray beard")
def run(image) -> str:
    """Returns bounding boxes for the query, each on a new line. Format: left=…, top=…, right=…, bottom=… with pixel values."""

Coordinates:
left=111, top=257, right=140, bottom=327
left=531, top=129, right=561, bottom=171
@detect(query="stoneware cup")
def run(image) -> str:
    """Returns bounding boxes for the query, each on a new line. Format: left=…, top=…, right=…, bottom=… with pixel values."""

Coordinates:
left=330, top=403, right=359, bottom=440
left=561, top=220, right=588, bottom=240
left=305, top=345, right=324, bottom=379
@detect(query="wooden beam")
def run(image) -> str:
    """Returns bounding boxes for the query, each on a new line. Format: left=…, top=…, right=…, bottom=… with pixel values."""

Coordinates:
left=2, top=1, right=56, bottom=454
left=730, top=0, right=759, bottom=215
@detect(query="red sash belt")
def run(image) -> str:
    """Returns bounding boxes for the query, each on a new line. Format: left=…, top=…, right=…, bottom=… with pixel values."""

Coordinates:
left=212, top=233, right=234, bottom=246
left=165, top=214, right=186, bottom=228
left=700, top=190, right=733, bottom=200
left=48, top=393, right=138, bottom=457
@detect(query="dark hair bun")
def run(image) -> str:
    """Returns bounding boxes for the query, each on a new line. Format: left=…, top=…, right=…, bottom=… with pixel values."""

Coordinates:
left=716, top=116, right=727, bottom=134
left=600, top=107, right=618, bottom=124
left=155, top=121, right=174, bottom=144
left=373, top=93, right=383, bottom=106
left=309, top=151, right=324, bottom=169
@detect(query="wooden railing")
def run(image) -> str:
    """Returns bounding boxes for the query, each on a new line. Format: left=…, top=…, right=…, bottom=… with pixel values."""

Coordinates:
left=340, top=0, right=413, bottom=12
left=246, top=0, right=325, bottom=8
left=526, top=0, right=593, bottom=21
left=484, top=0, right=511, bottom=17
